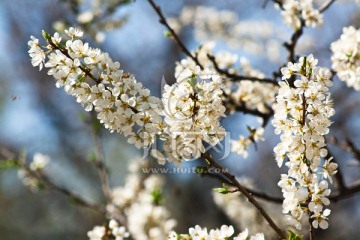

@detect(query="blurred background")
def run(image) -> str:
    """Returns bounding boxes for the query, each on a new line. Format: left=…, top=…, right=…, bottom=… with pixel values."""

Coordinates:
left=0, top=0, right=359, bottom=239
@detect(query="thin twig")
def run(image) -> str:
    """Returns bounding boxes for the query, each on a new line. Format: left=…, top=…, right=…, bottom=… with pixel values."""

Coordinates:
left=327, top=136, right=360, bottom=162
left=202, top=154, right=286, bottom=239
left=330, top=181, right=360, bottom=202
left=27, top=166, right=105, bottom=212
left=284, top=20, right=305, bottom=63
left=0, top=148, right=104, bottom=213
left=200, top=171, right=283, bottom=203
left=319, top=0, right=336, bottom=13
left=325, top=146, right=347, bottom=193
left=207, top=54, right=278, bottom=85
left=309, top=217, right=315, bottom=240
left=146, top=0, right=204, bottom=69
left=89, top=113, right=113, bottom=202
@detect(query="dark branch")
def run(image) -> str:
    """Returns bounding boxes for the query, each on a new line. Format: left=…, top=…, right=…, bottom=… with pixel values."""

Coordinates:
left=200, top=171, right=283, bottom=203
left=207, top=54, right=278, bottom=85
left=319, top=0, right=336, bottom=13
left=146, top=0, right=204, bottom=69
left=202, top=154, right=286, bottom=239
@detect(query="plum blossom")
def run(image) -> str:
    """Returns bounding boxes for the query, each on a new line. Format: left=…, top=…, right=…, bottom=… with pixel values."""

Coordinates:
left=272, top=54, right=337, bottom=230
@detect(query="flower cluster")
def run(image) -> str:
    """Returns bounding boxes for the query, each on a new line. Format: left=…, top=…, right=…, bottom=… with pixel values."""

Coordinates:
left=169, top=225, right=265, bottom=240
left=272, top=54, right=337, bottom=230
left=331, top=26, right=360, bottom=90
left=107, top=159, right=176, bottom=240
left=29, top=28, right=163, bottom=150
left=87, top=219, right=130, bottom=240
left=29, top=29, right=228, bottom=165
left=276, top=0, right=323, bottom=29
left=175, top=43, right=278, bottom=116
left=18, top=153, right=50, bottom=192
left=173, top=43, right=277, bottom=158
left=153, top=67, right=226, bottom=164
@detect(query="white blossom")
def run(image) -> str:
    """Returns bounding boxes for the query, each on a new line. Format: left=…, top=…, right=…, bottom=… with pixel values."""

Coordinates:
left=87, top=226, right=106, bottom=240
left=277, top=0, right=323, bottom=29
left=331, top=26, right=360, bottom=90
left=272, top=54, right=337, bottom=230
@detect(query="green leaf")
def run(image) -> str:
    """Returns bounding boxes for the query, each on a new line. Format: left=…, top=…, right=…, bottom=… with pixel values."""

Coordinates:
left=0, top=160, right=19, bottom=169
left=151, top=187, right=164, bottom=205
left=213, top=184, right=230, bottom=194
left=41, top=30, right=51, bottom=41
left=164, top=31, right=172, bottom=37
left=213, top=187, right=229, bottom=194
left=288, top=230, right=303, bottom=240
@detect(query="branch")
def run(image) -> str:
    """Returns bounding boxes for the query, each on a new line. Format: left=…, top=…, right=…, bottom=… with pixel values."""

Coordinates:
left=27, top=166, right=105, bottom=213
left=146, top=0, right=204, bottom=69
left=89, top=113, right=113, bottom=203
left=284, top=20, right=305, bottom=63
left=0, top=147, right=104, bottom=213
left=207, top=54, right=278, bottom=85
left=309, top=217, right=315, bottom=240
left=325, top=146, right=347, bottom=193
left=329, top=181, right=360, bottom=202
left=224, top=94, right=274, bottom=127
left=200, top=171, right=283, bottom=204
left=327, top=136, right=360, bottom=162
left=202, top=154, right=286, bottom=239
left=319, top=0, right=336, bottom=13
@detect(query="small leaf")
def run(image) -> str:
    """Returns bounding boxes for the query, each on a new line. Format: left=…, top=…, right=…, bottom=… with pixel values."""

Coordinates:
left=0, top=160, right=19, bottom=169
left=164, top=31, right=172, bottom=37
left=151, top=187, right=164, bottom=205
left=213, top=187, right=229, bottom=194
left=288, top=230, right=303, bottom=240
left=41, top=30, right=51, bottom=41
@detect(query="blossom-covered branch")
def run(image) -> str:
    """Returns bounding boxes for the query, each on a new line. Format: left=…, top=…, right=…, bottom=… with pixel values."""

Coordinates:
left=273, top=55, right=337, bottom=231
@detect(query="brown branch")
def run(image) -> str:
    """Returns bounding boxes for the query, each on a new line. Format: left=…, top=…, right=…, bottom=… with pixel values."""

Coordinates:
left=329, top=181, right=360, bottom=202
left=27, top=166, right=105, bottom=213
left=309, top=217, right=315, bottom=240
left=89, top=113, right=113, bottom=203
left=327, top=136, right=360, bottom=162
left=202, top=154, right=286, bottom=239
left=272, top=0, right=284, bottom=9
left=200, top=171, right=283, bottom=203
left=224, top=94, right=274, bottom=127
left=0, top=148, right=104, bottom=213
left=207, top=54, right=278, bottom=85
left=319, top=0, right=336, bottom=13
left=146, top=0, right=204, bottom=69
left=284, top=20, right=305, bottom=63
left=325, top=146, right=347, bottom=193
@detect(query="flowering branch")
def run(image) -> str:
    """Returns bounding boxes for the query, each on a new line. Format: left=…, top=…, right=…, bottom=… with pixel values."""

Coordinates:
left=202, top=154, right=286, bottom=239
